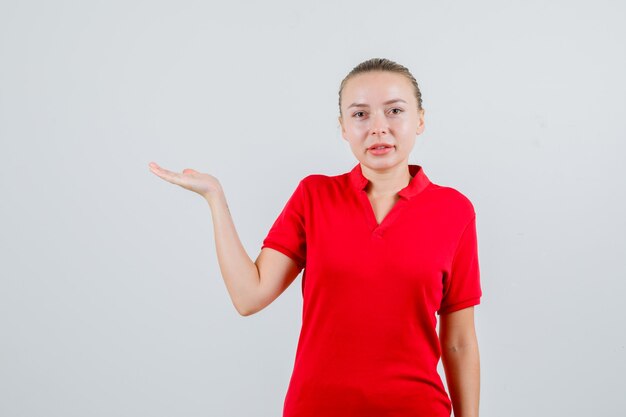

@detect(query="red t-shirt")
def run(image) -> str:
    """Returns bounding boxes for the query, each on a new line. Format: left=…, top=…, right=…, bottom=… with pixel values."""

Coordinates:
left=261, top=163, right=482, bottom=417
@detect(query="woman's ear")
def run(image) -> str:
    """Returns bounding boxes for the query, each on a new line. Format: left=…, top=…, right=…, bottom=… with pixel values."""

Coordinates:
left=416, top=109, right=425, bottom=135
left=338, top=116, right=347, bottom=140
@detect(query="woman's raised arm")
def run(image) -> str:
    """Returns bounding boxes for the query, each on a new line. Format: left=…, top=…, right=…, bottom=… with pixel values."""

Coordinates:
left=148, top=162, right=300, bottom=316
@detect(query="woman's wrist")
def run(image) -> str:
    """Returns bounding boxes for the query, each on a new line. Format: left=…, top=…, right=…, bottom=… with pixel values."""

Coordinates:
left=204, top=188, right=226, bottom=209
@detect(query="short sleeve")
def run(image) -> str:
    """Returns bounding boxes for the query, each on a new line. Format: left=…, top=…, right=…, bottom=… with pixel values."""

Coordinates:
left=438, top=214, right=482, bottom=315
left=261, top=179, right=307, bottom=270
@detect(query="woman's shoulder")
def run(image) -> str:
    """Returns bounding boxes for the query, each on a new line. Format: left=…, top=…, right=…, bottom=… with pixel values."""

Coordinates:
left=424, top=179, right=477, bottom=218
left=298, top=170, right=350, bottom=188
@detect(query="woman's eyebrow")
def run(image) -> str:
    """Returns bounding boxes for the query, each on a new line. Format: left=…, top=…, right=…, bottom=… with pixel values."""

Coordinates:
left=347, top=98, right=407, bottom=109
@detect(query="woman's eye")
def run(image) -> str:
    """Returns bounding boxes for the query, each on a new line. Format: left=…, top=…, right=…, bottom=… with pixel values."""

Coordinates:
left=353, top=109, right=402, bottom=118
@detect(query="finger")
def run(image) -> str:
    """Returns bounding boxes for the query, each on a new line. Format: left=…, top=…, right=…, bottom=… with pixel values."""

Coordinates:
left=148, top=162, right=170, bottom=175
left=149, top=161, right=167, bottom=172
left=149, top=162, right=164, bottom=174
left=150, top=165, right=185, bottom=186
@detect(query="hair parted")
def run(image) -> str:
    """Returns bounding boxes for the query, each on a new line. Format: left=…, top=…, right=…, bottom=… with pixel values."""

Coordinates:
left=338, top=57, right=423, bottom=117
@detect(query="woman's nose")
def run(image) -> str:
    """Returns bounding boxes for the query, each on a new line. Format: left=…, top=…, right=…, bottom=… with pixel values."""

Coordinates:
left=369, top=111, right=388, bottom=136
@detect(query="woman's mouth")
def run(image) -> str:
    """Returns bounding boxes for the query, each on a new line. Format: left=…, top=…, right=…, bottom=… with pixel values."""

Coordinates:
left=368, top=144, right=394, bottom=155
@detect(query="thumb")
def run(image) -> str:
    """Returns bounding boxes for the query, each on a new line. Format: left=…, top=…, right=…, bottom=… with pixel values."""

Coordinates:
left=182, top=168, right=196, bottom=175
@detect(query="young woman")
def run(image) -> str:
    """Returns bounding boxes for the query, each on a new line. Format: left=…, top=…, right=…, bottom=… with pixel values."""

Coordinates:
left=149, top=58, right=482, bottom=417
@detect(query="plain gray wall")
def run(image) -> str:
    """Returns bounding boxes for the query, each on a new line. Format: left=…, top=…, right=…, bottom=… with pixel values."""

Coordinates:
left=1, top=1, right=624, bottom=416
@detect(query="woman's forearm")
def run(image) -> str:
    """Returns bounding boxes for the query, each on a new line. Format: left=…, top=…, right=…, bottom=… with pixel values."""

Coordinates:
left=206, top=191, right=260, bottom=316
left=441, top=339, right=480, bottom=417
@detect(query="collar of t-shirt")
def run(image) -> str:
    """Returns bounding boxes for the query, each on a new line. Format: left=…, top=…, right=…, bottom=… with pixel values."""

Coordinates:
left=348, top=163, right=432, bottom=199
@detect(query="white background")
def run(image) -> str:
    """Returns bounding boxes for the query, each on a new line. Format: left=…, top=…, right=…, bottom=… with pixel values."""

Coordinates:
left=1, top=1, right=624, bottom=416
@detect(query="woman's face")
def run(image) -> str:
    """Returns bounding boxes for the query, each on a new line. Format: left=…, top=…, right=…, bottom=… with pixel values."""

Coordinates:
left=338, top=71, right=424, bottom=172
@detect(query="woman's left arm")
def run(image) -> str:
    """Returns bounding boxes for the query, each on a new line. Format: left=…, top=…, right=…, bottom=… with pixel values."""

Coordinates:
left=439, top=306, right=480, bottom=417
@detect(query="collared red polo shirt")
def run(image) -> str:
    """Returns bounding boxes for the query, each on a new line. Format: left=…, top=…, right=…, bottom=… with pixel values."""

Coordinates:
left=261, top=163, right=482, bottom=417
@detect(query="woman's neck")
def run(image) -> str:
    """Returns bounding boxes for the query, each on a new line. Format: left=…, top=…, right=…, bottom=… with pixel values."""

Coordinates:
left=361, top=163, right=413, bottom=198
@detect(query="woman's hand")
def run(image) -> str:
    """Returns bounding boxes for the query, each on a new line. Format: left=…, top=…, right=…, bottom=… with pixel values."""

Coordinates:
left=148, top=161, right=223, bottom=201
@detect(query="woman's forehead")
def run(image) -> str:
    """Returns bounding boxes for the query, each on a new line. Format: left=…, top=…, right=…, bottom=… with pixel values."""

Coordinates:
left=342, top=72, right=414, bottom=103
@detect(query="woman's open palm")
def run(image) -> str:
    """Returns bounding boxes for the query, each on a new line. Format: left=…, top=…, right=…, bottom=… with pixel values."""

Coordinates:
left=148, top=162, right=222, bottom=199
